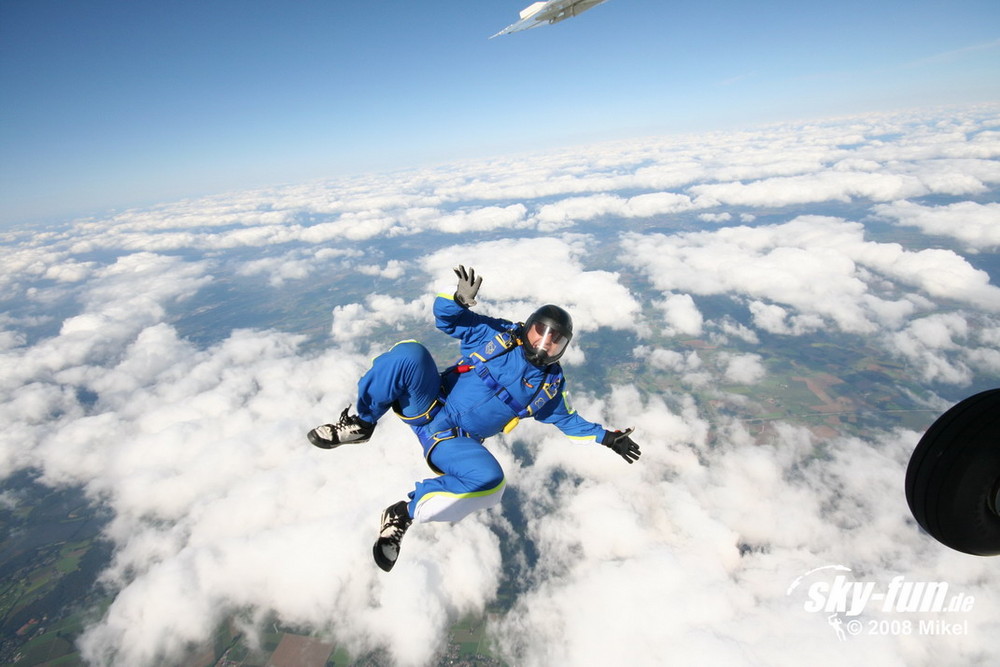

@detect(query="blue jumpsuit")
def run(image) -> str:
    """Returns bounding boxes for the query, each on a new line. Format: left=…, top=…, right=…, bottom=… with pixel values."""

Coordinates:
left=354, top=294, right=608, bottom=523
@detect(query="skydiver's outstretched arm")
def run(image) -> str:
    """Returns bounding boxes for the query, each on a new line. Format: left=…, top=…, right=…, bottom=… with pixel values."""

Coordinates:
left=435, top=266, right=512, bottom=347
left=535, top=383, right=642, bottom=464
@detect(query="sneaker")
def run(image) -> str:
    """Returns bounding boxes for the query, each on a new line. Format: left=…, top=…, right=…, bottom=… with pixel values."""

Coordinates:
left=307, top=405, right=376, bottom=449
left=373, top=500, right=412, bottom=572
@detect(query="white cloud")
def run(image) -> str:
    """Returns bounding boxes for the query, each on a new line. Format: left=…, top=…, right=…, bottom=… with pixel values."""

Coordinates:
left=888, top=313, right=975, bottom=385
left=692, top=171, right=930, bottom=208
left=874, top=200, right=1000, bottom=250
left=713, top=317, right=761, bottom=345
left=329, top=295, right=433, bottom=351
left=235, top=247, right=364, bottom=287
left=749, top=300, right=826, bottom=335
left=624, top=216, right=1000, bottom=339
left=656, top=293, right=704, bottom=337
left=236, top=252, right=315, bottom=286
left=0, top=253, right=211, bottom=406
left=357, top=258, right=408, bottom=280
left=0, top=243, right=92, bottom=296
left=533, top=192, right=695, bottom=230
left=639, top=345, right=712, bottom=387
left=421, top=204, right=529, bottom=234
left=625, top=219, right=879, bottom=334
left=719, top=352, right=767, bottom=384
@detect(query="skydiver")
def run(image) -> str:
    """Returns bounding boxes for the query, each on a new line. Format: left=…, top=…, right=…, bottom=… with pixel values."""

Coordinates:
left=307, top=265, right=641, bottom=572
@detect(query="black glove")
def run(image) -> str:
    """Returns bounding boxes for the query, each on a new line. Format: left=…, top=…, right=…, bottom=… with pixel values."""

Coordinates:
left=454, top=265, right=483, bottom=308
left=602, top=428, right=641, bottom=464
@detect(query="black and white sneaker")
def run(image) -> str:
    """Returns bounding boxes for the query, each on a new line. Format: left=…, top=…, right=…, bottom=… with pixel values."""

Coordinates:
left=307, top=405, right=376, bottom=449
left=373, top=500, right=412, bottom=572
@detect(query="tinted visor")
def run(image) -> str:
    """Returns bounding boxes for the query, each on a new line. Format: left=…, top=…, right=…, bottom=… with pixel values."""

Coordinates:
left=525, top=321, right=570, bottom=364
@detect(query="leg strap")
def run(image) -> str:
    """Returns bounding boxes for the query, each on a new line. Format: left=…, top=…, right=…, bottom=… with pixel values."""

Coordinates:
left=410, top=424, right=481, bottom=475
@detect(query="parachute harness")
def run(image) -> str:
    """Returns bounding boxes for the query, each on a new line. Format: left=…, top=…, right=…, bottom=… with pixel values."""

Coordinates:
left=397, top=328, right=564, bottom=475
left=448, top=328, right=563, bottom=434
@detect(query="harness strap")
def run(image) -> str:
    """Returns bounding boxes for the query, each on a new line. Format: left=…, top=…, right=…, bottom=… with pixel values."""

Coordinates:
left=473, top=363, right=559, bottom=420
left=392, top=397, right=444, bottom=427
left=411, top=425, right=482, bottom=475
left=445, top=327, right=564, bottom=429
left=442, top=329, right=520, bottom=378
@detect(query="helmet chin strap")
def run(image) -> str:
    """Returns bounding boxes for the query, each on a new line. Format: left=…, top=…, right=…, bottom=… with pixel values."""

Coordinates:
left=526, top=348, right=552, bottom=367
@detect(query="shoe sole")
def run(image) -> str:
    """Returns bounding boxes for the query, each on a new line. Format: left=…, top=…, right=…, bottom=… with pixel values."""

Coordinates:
left=307, top=429, right=371, bottom=449
left=373, top=540, right=396, bottom=572
left=307, top=429, right=340, bottom=449
left=373, top=502, right=410, bottom=572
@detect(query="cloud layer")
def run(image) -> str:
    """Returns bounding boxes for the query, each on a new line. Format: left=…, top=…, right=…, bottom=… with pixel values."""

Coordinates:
left=1, top=105, right=999, bottom=665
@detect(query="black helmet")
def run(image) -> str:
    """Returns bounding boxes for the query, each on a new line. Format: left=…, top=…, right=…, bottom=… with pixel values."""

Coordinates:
left=522, top=305, right=573, bottom=367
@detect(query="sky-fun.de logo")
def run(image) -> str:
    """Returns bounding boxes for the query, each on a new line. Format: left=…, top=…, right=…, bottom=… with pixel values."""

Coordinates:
left=787, top=565, right=976, bottom=641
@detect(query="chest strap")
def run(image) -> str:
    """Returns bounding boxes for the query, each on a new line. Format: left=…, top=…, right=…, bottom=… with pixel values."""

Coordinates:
left=472, top=362, right=562, bottom=421
left=446, top=329, right=563, bottom=432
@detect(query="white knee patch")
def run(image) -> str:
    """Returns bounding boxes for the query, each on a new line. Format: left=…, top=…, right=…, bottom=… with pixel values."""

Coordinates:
left=413, top=480, right=505, bottom=523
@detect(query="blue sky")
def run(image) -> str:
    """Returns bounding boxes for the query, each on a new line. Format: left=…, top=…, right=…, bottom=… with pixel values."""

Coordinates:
left=2, top=0, right=998, bottom=226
